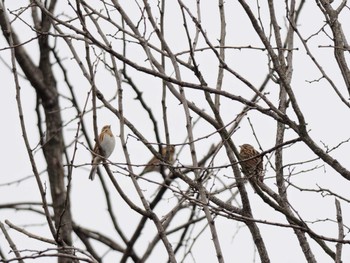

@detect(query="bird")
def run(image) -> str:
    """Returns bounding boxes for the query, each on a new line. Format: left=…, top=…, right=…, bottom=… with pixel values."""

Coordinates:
left=89, top=125, right=116, bottom=180
left=239, top=144, right=264, bottom=182
left=139, top=145, right=175, bottom=177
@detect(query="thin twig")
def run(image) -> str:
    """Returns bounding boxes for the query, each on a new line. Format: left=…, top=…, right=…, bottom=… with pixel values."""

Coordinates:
left=0, top=221, right=24, bottom=263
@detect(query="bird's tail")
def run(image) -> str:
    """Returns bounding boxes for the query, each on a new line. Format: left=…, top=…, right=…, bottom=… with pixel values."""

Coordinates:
left=89, top=165, right=98, bottom=180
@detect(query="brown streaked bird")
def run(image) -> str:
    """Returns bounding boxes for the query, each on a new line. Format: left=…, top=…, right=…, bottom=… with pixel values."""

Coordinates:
left=89, top=125, right=116, bottom=180
left=140, top=145, right=175, bottom=177
left=239, top=144, right=264, bottom=182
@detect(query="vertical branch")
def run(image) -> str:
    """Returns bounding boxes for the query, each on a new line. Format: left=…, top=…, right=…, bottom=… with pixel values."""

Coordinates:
left=34, top=1, right=75, bottom=248
left=75, top=1, right=99, bottom=141
left=172, top=0, right=198, bottom=178
left=335, top=199, right=344, bottom=263
left=318, top=0, right=350, bottom=95
left=270, top=1, right=317, bottom=262
left=215, top=0, right=226, bottom=110
left=159, top=0, right=171, bottom=149
left=186, top=0, right=201, bottom=66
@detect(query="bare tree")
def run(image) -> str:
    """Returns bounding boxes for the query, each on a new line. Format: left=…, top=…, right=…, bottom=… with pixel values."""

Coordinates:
left=0, top=0, right=350, bottom=262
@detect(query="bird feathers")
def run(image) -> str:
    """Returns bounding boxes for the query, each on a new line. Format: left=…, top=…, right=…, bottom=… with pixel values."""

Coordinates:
left=239, top=144, right=264, bottom=182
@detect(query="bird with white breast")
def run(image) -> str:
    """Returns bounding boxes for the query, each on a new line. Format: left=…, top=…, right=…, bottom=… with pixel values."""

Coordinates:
left=89, top=125, right=115, bottom=180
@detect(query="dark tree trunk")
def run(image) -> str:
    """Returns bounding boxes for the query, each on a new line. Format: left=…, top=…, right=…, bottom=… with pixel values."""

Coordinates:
left=0, top=3, right=74, bottom=263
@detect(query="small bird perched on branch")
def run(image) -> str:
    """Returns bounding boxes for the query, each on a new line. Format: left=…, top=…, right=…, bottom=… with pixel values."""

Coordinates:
left=140, top=145, right=175, bottom=177
left=89, top=125, right=116, bottom=180
left=239, top=144, right=264, bottom=182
